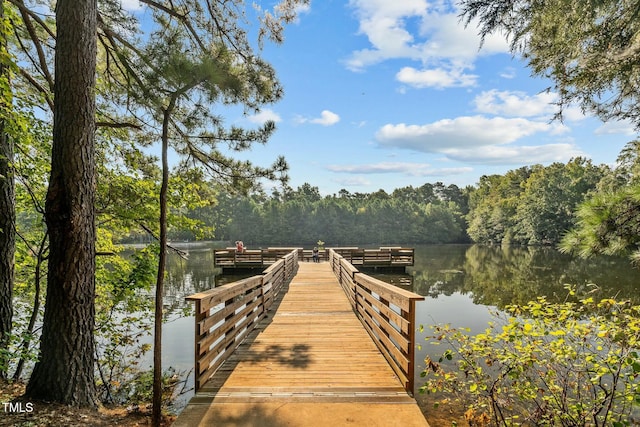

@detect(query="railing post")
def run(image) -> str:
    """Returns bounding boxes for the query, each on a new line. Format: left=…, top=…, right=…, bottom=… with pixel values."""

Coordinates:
left=261, top=275, right=267, bottom=312
left=193, top=299, right=203, bottom=392
left=408, top=298, right=418, bottom=396
left=353, top=272, right=360, bottom=314
left=224, top=296, right=235, bottom=354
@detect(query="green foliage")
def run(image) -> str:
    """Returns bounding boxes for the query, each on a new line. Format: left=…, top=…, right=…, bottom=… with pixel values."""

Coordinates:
left=561, top=185, right=640, bottom=264
left=467, top=168, right=533, bottom=245
left=196, top=183, right=470, bottom=245
left=514, top=158, right=605, bottom=245
left=467, top=160, right=604, bottom=246
left=458, top=0, right=640, bottom=254
left=422, top=289, right=640, bottom=426
left=99, top=367, right=181, bottom=408
left=94, top=239, right=158, bottom=405
left=561, top=141, right=640, bottom=266
left=7, top=0, right=306, bottom=411
left=460, top=0, right=640, bottom=127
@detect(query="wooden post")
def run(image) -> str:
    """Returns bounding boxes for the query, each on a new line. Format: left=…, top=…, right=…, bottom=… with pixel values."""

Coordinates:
left=407, top=299, right=418, bottom=396
left=193, top=299, right=203, bottom=392
left=260, top=275, right=267, bottom=313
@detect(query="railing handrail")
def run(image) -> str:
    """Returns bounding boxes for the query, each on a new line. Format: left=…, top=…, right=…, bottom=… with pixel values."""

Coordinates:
left=328, top=248, right=424, bottom=395
left=185, top=249, right=298, bottom=391
left=214, top=247, right=414, bottom=268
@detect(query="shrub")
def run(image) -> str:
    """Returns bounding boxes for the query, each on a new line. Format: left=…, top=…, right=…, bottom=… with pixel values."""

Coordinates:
left=421, top=288, right=640, bottom=426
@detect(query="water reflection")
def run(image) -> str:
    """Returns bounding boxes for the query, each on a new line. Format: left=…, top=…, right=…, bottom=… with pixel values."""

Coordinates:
left=407, top=244, right=640, bottom=305
left=165, top=243, right=640, bottom=313
left=404, top=245, right=640, bottom=423
left=158, top=243, right=640, bottom=417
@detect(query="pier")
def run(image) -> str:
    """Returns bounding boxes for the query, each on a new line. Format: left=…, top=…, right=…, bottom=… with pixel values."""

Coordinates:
left=213, top=247, right=415, bottom=270
left=175, top=249, right=428, bottom=426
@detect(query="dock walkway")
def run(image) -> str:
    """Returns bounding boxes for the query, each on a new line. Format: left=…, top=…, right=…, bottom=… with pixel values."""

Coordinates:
left=174, top=262, right=429, bottom=426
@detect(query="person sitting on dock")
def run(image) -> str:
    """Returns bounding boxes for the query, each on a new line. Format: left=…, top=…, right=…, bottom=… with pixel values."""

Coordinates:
left=312, top=247, right=319, bottom=263
left=236, top=240, right=244, bottom=253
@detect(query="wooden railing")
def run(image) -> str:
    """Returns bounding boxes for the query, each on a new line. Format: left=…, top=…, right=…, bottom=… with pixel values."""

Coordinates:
left=329, top=249, right=424, bottom=395
left=214, top=247, right=414, bottom=268
left=330, top=247, right=415, bottom=267
left=185, top=250, right=298, bottom=391
left=213, top=249, right=275, bottom=268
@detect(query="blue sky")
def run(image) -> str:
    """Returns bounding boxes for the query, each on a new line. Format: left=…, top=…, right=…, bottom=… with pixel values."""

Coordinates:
left=127, top=0, right=638, bottom=196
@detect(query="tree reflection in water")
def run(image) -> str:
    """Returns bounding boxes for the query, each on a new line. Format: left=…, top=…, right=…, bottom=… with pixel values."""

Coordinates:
left=407, top=244, right=640, bottom=307
left=158, top=243, right=640, bottom=420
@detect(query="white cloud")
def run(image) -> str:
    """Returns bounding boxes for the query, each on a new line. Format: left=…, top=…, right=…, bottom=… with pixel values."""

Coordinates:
left=293, top=3, right=312, bottom=15
left=333, top=177, right=371, bottom=187
left=417, top=12, right=507, bottom=62
left=396, top=66, right=477, bottom=89
left=327, top=161, right=472, bottom=176
left=120, top=0, right=143, bottom=11
left=296, top=110, right=341, bottom=126
left=473, top=90, right=589, bottom=123
left=345, top=0, right=509, bottom=87
left=312, top=110, right=340, bottom=126
left=248, top=108, right=282, bottom=124
left=594, top=120, right=637, bottom=136
left=374, top=115, right=577, bottom=165
left=347, top=0, right=428, bottom=66
left=500, top=67, right=516, bottom=79
left=444, top=144, right=583, bottom=164
left=474, top=90, right=558, bottom=118
left=560, top=106, right=588, bottom=122
left=376, top=116, right=567, bottom=151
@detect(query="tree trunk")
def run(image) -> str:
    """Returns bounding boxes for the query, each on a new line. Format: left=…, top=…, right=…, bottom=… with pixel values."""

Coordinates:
left=0, top=0, right=15, bottom=381
left=152, top=101, right=173, bottom=426
left=0, top=119, right=14, bottom=382
left=25, top=0, right=98, bottom=407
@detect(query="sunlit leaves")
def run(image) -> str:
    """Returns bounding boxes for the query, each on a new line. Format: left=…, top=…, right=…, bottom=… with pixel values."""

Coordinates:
left=421, top=291, right=640, bottom=426
left=201, top=184, right=470, bottom=245
left=467, top=160, right=604, bottom=246
left=560, top=179, right=640, bottom=266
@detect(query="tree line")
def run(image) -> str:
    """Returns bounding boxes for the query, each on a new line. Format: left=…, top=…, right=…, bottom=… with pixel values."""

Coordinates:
left=166, top=182, right=471, bottom=246
left=152, top=145, right=639, bottom=261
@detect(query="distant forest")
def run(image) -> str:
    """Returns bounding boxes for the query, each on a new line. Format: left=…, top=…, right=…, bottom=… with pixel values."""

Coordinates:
left=128, top=143, right=640, bottom=250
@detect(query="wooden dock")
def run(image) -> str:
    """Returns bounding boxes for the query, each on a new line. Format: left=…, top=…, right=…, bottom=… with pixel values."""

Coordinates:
left=174, top=261, right=429, bottom=426
left=213, top=247, right=414, bottom=270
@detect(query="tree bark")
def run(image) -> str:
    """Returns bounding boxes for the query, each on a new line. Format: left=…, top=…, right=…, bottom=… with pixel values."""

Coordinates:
left=0, top=0, right=15, bottom=381
left=152, top=97, right=176, bottom=426
left=25, top=0, right=98, bottom=407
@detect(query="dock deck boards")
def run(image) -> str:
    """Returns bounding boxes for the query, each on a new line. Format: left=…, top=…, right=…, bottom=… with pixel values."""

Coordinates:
left=174, top=262, right=429, bottom=426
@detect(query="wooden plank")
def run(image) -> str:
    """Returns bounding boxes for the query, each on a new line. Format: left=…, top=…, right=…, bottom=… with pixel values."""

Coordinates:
left=177, top=261, right=429, bottom=427
left=198, top=286, right=263, bottom=335
left=358, top=311, right=411, bottom=389
left=356, top=286, right=411, bottom=334
left=354, top=273, right=423, bottom=312
left=187, top=276, right=263, bottom=313
left=356, top=292, right=411, bottom=354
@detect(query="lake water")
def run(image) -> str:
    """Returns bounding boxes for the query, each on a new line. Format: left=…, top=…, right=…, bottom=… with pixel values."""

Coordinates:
left=157, top=243, right=640, bottom=417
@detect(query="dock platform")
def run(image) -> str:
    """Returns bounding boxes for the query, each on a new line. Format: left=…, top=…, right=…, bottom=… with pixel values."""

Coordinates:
left=174, top=262, right=429, bottom=426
